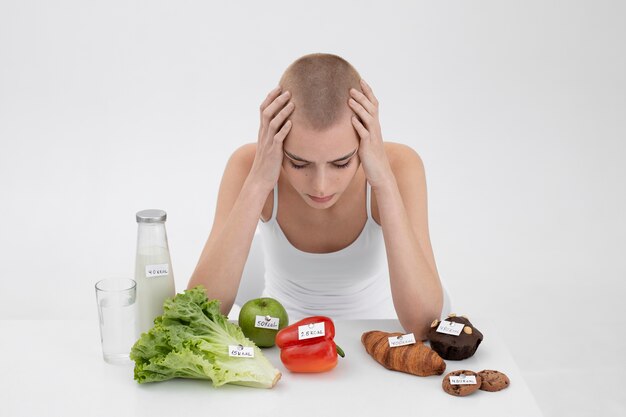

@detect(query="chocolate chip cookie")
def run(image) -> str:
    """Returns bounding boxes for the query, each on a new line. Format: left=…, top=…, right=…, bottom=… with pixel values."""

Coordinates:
left=442, top=370, right=482, bottom=397
left=478, top=370, right=510, bottom=392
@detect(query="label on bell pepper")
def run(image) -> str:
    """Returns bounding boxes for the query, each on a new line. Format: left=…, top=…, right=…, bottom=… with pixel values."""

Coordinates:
left=254, top=315, right=280, bottom=330
left=450, top=374, right=477, bottom=385
left=228, top=345, right=255, bottom=358
left=388, top=333, right=416, bottom=347
left=298, top=322, right=325, bottom=340
left=436, top=320, right=464, bottom=336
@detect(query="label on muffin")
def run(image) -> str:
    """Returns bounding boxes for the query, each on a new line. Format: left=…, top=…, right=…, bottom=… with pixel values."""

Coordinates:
left=450, top=375, right=477, bottom=385
left=436, top=320, right=464, bottom=336
left=388, top=333, right=416, bottom=347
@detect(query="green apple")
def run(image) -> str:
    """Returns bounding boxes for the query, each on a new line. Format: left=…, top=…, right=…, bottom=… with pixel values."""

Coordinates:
left=238, top=297, right=289, bottom=348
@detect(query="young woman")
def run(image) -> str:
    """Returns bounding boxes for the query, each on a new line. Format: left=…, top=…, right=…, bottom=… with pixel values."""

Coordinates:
left=188, top=53, right=445, bottom=339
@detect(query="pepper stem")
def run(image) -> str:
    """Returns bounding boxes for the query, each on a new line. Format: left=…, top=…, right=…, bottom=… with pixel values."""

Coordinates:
left=336, top=344, right=345, bottom=358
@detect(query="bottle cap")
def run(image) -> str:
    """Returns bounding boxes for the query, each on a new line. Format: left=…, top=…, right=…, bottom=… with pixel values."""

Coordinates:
left=136, top=209, right=167, bottom=223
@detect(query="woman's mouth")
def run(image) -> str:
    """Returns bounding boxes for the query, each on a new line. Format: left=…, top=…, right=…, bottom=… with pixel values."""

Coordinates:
left=308, top=194, right=335, bottom=203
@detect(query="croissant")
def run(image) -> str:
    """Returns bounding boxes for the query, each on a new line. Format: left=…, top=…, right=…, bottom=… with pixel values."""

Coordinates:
left=361, top=330, right=446, bottom=377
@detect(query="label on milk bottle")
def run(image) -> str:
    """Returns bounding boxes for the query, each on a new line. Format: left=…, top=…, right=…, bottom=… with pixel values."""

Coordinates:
left=145, top=263, right=169, bottom=278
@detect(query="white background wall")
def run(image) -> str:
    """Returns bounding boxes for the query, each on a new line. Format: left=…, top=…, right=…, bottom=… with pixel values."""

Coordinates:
left=1, top=1, right=624, bottom=415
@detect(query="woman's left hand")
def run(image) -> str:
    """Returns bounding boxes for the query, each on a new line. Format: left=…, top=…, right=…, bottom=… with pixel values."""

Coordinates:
left=349, top=79, right=395, bottom=189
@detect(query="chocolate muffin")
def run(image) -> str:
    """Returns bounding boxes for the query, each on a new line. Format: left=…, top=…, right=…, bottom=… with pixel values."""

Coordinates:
left=427, top=314, right=483, bottom=360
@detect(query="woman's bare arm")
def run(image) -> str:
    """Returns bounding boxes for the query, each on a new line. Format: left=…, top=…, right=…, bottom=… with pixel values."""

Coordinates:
left=349, top=80, right=442, bottom=339
left=188, top=86, right=294, bottom=314
left=375, top=145, right=443, bottom=340
left=187, top=145, right=269, bottom=314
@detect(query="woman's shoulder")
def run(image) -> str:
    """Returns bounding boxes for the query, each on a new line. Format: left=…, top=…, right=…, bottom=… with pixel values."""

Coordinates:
left=384, top=142, right=424, bottom=174
left=229, top=142, right=257, bottom=167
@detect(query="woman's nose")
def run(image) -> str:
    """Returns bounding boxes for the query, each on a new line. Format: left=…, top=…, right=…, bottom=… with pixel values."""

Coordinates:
left=311, top=168, right=328, bottom=196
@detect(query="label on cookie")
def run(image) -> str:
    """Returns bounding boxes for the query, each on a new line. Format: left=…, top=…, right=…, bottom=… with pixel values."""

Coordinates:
left=436, top=320, right=464, bottom=336
left=388, top=333, right=416, bottom=347
left=450, top=375, right=477, bottom=385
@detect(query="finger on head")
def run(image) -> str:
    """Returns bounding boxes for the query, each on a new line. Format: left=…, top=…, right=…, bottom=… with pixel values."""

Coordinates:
left=267, top=91, right=291, bottom=116
left=261, top=87, right=285, bottom=112
left=268, top=86, right=282, bottom=100
left=278, top=90, right=290, bottom=101
left=358, top=80, right=378, bottom=106
left=274, top=119, right=292, bottom=143
left=273, top=101, right=295, bottom=128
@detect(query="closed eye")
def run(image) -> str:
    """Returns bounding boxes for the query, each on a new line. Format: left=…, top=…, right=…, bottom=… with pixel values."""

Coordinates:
left=289, top=161, right=308, bottom=169
left=287, top=158, right=353, bottom=170
left=333, top=160, right=352, bottom=169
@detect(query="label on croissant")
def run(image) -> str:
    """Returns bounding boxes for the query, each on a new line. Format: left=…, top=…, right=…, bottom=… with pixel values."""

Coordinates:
left=450, top=375, right=477, bottom=385
left=388, top=333, right=416, bottom=347
left=254, top=315, right=280, bottom=330
left=298, top=322, right=325, bottom=340
left=228, top=345, right=255, bottom=358
left=436, top=320, right=464, bottom=336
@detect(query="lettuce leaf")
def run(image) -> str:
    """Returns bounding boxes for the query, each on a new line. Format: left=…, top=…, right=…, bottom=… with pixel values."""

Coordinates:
left=130, top=286, right=281, bottom=388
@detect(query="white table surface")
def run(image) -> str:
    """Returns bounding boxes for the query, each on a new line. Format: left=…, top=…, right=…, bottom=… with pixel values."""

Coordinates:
left=0, top=319, right=542, bottom=417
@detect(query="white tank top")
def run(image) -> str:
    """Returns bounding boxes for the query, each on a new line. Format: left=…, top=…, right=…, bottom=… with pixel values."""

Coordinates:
left=258, top=181, right=397, bottom=321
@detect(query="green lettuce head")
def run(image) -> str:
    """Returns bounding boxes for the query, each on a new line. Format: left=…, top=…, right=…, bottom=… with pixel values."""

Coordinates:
left=130, top=286, right=281, bottom=388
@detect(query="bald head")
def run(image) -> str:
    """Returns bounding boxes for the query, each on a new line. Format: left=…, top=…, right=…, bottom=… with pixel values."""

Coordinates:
left=279, top=53, right=362, bottom=131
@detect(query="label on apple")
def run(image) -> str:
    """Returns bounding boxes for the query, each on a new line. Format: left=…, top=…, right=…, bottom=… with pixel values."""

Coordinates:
left=228, top=345, right=255, bottom=358
left=388, top=333, right=416, bottom=347
left=436, top=320, right=464, bottom=336
left=298, top=322, right=325, bottom=340
left=254, top=315, right=280, bottom=330
left=450, top=374, right=477, bottom=385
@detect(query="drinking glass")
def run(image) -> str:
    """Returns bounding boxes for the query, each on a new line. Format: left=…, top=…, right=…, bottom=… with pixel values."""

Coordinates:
left=95, top=278, right=137, bottom=364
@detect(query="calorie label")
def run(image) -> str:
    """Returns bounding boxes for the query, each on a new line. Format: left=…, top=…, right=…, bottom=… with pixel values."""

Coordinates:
left=388, top=333, right=417, bottom=347
left=298, top=322, right=325, bottom=340
left=254, top=315, right=280, bottom=330
left=450, top=375, right=477, bottom=385
left=436, top=320, right=464, bottom=336
left=145, top=263, right=169, bottom=278
left=228, top=345, right=255, bottom=358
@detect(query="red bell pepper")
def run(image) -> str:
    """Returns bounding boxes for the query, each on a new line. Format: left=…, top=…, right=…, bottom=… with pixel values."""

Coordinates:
left=275, top=316, right=345, bottom=373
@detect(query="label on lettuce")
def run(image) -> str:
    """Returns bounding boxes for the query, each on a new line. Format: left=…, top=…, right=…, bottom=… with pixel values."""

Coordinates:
left=450, top=374, right=477, bottom=385
left=228, top=345, right=254, bottom=358
left=388, top=333, right=416, bottom=347
left=255, top=315, right=280, bottom=330
left=436, top=320, right=464, bottom=336
left=298, top=322, right=325, bottom=340
left=145, top=263, right=169, bottom=278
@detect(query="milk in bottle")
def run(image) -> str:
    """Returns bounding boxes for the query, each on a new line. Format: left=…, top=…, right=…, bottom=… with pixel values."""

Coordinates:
left=134, top=209, right=176, bottom=334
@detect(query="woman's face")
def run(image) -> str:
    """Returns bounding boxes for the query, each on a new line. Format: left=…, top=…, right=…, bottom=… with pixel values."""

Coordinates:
left=281, top=116, right=361, bottom=209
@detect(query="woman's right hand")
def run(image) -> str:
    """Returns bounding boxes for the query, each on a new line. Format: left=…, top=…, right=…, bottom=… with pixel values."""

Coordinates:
left=250, top=86, right=295, bottom=191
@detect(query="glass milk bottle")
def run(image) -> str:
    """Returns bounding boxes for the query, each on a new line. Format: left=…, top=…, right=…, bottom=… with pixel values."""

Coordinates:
left=135, top=209, right=176, bottom=335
